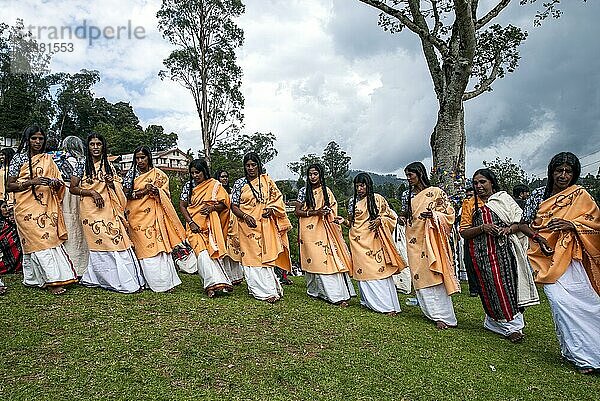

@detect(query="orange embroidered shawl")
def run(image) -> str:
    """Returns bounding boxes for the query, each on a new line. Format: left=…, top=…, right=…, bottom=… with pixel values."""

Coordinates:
left=236, top=174, right=292, bottom=271
left=79, top=161, right=131, bottom=251
left=125, top=168, right=185, bottom=259
left=13, top=154, right=67, bottom=253
left=528, top=185, right=600, bottom=294
left=226, top=214, right=242, bottom=262
left=405, top=186, right=460, bottom=294
left=349, top=193, right=405, bottom=281
left=185, top=178, right=230, bottom=259
left=298, top=187, right=352, bottom=275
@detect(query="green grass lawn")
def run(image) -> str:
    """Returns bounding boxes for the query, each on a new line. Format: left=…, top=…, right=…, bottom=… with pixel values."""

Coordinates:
left=0, top=273, right=598, bottom=401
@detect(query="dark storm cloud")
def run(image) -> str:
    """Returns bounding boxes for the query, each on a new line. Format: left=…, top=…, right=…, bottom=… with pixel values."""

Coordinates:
left=466, top=0, right=600, bottom=173
left=327, top=0, right=421, bottom=60
left=324, top=0, right=599, bottom=176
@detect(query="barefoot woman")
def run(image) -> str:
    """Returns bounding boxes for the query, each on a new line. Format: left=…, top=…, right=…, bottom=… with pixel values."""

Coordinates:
left=125, top=146, right=183, bottom=292
left=400, top=162, right=460, bottom=329
left=295, top=163, right=355, bottom=306
left=7, top=126, right=77, bottom=295
left=70, top=133, right=144, bottom=293
left=230, top=152, right=292, bottom=303
left=519, top=152, right=600, bottom=373
left=179, top=159, right=232, bottom=297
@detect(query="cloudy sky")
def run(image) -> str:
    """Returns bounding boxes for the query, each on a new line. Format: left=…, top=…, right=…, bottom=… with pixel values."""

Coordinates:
left=2, top=0, right=598, bottom=181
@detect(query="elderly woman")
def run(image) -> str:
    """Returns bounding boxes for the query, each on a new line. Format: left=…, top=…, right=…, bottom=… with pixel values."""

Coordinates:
left=70, top=133, right=144, bottom=293
left=346, top=173, right=405, bottom=314
left=519, top=152, right=600, bottom=374
left=56, top=136, right=90, bottom=277
left=295, top=163, right=355, bottom=306
left=230, top=152, right=292, bottom=303
left=179, top=159, right=232, bottom=297
left=400, top=162, right=460, bottom=329
left=7, top=126, right=77, bottom=295
left=125, top=146, right=183, bottom=292
left=460, top=168, right=538, bottom=343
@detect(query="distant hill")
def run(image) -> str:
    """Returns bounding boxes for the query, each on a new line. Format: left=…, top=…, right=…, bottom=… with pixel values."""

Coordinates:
left=348, top=170, right=408, bottom=187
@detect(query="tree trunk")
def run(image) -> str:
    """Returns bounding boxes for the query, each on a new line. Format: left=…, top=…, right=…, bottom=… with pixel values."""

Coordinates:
left=430, top=101, right=466, bottom=196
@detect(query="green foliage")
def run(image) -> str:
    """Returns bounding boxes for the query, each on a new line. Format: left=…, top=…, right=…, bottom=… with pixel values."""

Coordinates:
left=387, top=197, right=402, bottom=214
left=145, top=124, right=178, bottom=152
left=52, top=69, right=100, bottom=137
left=374, top=182, right=398, bottom=199
left=210, top=131, right=278, bottom=181
left=0, top=19, right=175, bottom=153
left=275, top=179, right=297, bottom=202
left=166, top=170, right=186, bottom=223
left=482, top=157, right=529, bottom=194
left=287, top=212, right=299, bottom=266
left=157, top=0, right=245, bottom=163
left=287, top=153, right=323, bottom=179
left=0, top=19, right=54, bottom=137
left=1, top=275, right=598, bottom=400
left=322, top=141, right=351, bottom=196
left=580, top=174, right=600, bottom=205
left=288, top=141, right=352, bottom=202
left=91, top=103, right=176, bottom=155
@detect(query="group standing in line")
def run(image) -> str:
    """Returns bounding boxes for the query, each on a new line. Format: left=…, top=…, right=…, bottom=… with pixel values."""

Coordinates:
left=0, top=126, right=598, bottom=374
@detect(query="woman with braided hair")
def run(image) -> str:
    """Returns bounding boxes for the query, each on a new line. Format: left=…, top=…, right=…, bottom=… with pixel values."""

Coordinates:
left=179, top=159, right=232, bottom=297
left=400, top=162, right=460, bottom=329
left=230, top=152, right=292, bottom=303
left=124, top=146, right=183, bottom=292
left=295, top=163, right=355, bottom=306
left=7, top=126, right=77, bottom=295
left=519, top=152, right=600, bottom=374
left=70, top=133, right=144, bottom=293
left=344, top=173, right=405, bottom=315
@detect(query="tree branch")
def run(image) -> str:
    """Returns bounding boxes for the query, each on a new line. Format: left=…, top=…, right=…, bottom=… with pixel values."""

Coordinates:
left=463, top=51, right=501, bottom=100
left=475, top=0, right=512, bottom=30
left=408, top=0, right=445, bottom=98
left=431, top=0, right=443, bottom=38
left=357, top=0, right=447, bottom=53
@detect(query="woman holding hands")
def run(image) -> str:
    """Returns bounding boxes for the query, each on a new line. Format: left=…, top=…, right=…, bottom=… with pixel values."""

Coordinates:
left=70, top=133, right=144, bottom=293
left=124, top=146, right=183, bottom=292
left=295, top=164, right=355, bottom=306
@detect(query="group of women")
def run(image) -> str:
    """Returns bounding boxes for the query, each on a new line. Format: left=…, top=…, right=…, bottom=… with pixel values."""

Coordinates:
left=0, top=125, right=598, bottom=374
left=457, top=154, right=599, bottom=374
left=292, top=155, right=599, bottom=374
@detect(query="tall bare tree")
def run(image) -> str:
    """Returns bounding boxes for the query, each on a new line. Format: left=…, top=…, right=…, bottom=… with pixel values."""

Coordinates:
left=357, top=0, right=576, bottom=194
left=158, top=0, right=245, bottom=166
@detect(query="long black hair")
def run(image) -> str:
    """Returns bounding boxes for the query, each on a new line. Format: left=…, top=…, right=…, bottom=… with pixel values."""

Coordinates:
left=304, top=163, right=330, bottom=210
left=214, top=169, right=231, bottom=193
left=243, top=152, right=264, bottom=203
left=84, top=132, right=113, bottom=180
left=472, top=168, right=501, bottom=216
left=187, top=158, right=210, bottom=203
left=350, top=172, right=379, bottom=225
left=404, top=161, right=430, bottom=223
left=16, top=125, right=47, bottom=202
left=128, top=146, right=153, bottom=197
left=1, top=147, right=16, bottom=201
left=544, top=152, right=580, bottom=200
